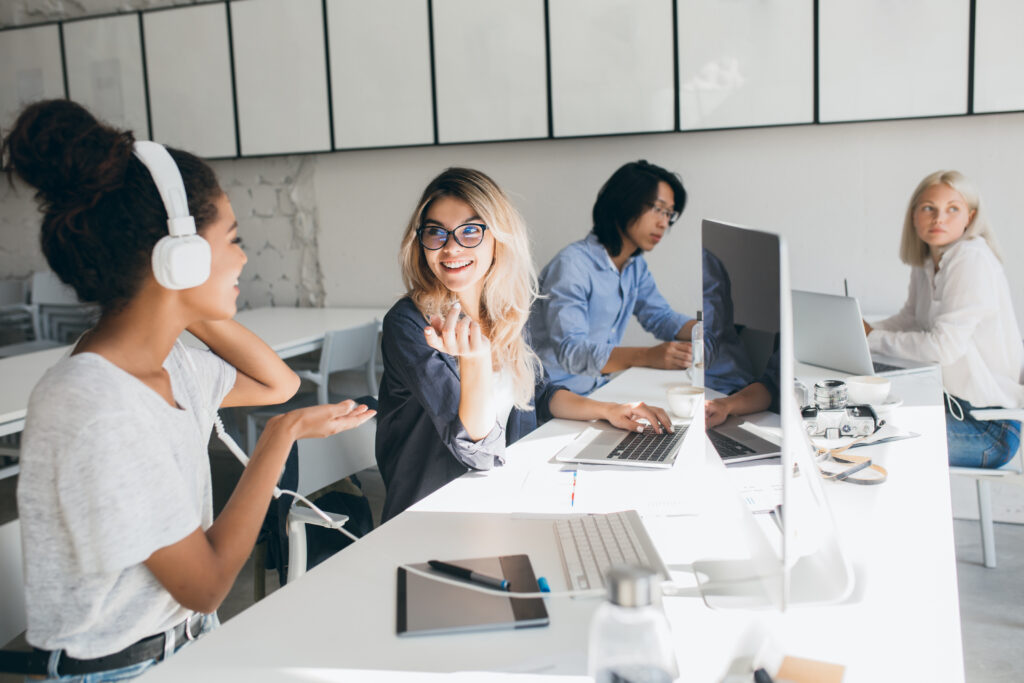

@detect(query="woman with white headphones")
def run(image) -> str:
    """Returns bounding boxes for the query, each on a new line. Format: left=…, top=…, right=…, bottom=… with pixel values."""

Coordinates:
left=865, top=170, right=1022, bottom=468
left=2, top=99, right=374, bottom=680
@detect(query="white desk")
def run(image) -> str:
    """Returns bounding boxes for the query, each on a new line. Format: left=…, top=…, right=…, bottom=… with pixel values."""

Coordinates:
left=0, top=306, right=388, bottom=462
left=232, top=306, right=387, bottom=359
left=140, top=366, right=964, bottom=682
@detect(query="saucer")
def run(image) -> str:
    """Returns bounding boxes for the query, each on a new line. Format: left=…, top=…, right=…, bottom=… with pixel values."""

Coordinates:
left=871, top=394, right=903, bottom=416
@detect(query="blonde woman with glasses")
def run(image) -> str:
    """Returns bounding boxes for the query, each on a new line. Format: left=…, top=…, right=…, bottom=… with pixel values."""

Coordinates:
left=375, top=168, right=673, bottom=520
left=864, top=170, right=1022, bottom=468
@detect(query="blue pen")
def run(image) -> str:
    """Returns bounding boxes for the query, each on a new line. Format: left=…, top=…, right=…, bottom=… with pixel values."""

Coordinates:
left=537, top=576, right=551, bottom=593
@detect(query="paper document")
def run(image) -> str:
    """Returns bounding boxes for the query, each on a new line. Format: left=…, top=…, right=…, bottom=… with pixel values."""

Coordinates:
left=565, top=466, right=705, bottom=516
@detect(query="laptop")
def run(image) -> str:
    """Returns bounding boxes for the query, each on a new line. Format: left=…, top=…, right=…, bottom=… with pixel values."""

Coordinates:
left=554, top=422, right=690, bottom=468
left=707, top=416, right=781, bottom=464
left=791, top=290, right=934, bottom=376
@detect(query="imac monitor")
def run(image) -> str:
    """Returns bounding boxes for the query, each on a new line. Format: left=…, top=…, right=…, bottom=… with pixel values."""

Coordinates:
left=695, top=219, right=856, bottom=611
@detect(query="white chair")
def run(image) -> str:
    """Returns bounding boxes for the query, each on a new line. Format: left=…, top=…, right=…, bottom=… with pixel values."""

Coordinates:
left=0, top=277, right=35, bottom=350
left=245, top=320, right=380, bottom=452
left=949, top=407, right=1024, bottom=568
left=0, top=520, right=26, bottom=647
left=252, top=421, right=377, bottom=595
left=0, top=271, right=96, bottom=357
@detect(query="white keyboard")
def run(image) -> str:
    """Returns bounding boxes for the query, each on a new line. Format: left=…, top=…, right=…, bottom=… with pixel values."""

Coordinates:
left=554, top=510, right=670, bottom=591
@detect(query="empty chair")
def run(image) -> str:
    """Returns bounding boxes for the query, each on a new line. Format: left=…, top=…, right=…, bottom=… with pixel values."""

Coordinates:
left=286, top=422, right=377, bottom=583
left=0, top=271, right=97, bottom=356
left=0, top=277, right=35, bottom=349
left=246, top=321, right=380, bottom=451
left=0, top=520, right=26, bottom=647
left=254, top=422, right=376, bottom=597
left=949, top=407, right=1024, bottom=568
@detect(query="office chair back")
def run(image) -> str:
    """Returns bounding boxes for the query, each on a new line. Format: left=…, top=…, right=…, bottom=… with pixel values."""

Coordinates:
left=29, top=271, right=78, bottom=306
left=306, top=321, right=380, bottom=404
left=0, top=520, right=26, bottom=646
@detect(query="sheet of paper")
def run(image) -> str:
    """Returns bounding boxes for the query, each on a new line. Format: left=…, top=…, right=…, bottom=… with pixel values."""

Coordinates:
left=566, top=466, right=705, bottom=517
left=725, top=462, right=783, bottom=513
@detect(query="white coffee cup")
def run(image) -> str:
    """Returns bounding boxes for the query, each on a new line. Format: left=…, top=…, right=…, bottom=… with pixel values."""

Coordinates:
left=845, top=375, right=891, bottom=406
left=667, top=385, right=704, bottom=419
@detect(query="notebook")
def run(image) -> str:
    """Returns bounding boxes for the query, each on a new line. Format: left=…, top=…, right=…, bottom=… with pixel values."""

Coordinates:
left=708, top=416, right=781, bottom=464
left=554, top=422, right=690, bottom=468
left=396, top=554, right=548, bottom=636
left=791, top=290, right=934, bottom=377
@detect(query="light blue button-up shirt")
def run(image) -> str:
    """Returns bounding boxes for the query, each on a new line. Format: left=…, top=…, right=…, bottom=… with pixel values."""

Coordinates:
left=530, top=235, right=757, bottom=395
left=529, top=233, right=688, bottom=395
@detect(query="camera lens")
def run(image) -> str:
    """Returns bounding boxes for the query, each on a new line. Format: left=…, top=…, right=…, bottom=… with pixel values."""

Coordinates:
left=814, top=380, right=848, bottom=409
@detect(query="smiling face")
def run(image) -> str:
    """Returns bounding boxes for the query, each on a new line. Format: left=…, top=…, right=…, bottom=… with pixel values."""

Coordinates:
left=622, top=181, right=674, bottom=254
left=913, top=183, right=975, bottom=257
left=181, top=193, right=247, bottom=319
left=420, top=195, right=495, bottom=308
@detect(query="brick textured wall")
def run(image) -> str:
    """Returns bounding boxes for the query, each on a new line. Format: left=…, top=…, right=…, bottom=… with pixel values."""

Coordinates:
left=0, top=0, right=324, bottom=310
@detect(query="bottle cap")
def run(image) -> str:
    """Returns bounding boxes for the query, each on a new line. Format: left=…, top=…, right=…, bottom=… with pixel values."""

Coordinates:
left=605, top=565, right=656, bottom=607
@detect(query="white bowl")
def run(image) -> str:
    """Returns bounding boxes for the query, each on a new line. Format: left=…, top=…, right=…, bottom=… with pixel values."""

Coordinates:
left=845, top=375, right=891, bottom=406
left=666, top=385, right=704, bottom=419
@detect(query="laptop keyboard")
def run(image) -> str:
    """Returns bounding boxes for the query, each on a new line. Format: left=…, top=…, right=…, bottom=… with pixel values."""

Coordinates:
left=554, top=511, right=659, bottom=591
left=707, top=429, right=755, bottom=457
left=607, top=425, right=688, bottom=462
left=872, top=360, right=902, bottom=374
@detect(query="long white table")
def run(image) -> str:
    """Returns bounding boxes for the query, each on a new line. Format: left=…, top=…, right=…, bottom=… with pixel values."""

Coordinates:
left=0, top=306, right=388, bottom=461
left=140, top=365, right=964, bottom=682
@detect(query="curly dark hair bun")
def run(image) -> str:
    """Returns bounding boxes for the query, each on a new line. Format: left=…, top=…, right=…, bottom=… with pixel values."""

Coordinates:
left=3, top=99, right=134, bottom=211
left=2, top=99, right=222, bottom=311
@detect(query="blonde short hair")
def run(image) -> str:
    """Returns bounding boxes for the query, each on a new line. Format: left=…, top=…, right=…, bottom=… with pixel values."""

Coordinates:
left=399, top=168, right=541, bottom=409
left=899, top=170, right=1001, bottom=266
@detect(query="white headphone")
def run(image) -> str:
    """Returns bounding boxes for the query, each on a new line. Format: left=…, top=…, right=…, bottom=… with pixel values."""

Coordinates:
left=132, top=140, right=211, bottom=290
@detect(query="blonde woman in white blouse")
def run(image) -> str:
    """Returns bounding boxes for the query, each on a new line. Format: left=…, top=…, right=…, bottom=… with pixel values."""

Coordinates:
left=864, top=170, right=1023, bottom=468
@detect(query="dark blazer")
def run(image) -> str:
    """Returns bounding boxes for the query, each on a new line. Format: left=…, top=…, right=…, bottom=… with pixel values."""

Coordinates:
left=375, top=297, right=564, bottom=522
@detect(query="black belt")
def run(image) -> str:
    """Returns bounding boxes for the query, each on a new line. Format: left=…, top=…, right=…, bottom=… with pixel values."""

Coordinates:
left=0, top=613, right=203, bottom=676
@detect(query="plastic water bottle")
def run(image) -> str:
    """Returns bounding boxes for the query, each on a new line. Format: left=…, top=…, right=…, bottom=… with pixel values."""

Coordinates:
left=690, top=310, right=704, bottom=388
left=588, top=566, right=678, bottom=683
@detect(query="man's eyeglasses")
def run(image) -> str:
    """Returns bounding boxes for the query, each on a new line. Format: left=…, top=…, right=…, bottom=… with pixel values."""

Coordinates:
left=646, top=203, right=680, bottom=225
left=416, top=223, right=489, bottom=250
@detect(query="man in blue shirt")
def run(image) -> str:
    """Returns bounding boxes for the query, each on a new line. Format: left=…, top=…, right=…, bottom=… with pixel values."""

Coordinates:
left=530, top=160, right=754, bottom=395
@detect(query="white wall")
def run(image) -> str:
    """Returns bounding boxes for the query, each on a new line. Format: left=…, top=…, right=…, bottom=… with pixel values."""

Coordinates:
left=313, top=112, right=1024, bottom=333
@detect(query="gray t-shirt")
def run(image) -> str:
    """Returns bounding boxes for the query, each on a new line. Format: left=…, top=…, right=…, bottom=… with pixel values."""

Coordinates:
left=17, top=344, right=236, bottom=658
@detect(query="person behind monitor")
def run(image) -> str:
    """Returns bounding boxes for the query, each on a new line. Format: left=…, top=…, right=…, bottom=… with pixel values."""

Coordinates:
left=3, top=100, right=375, bottom=680
left=863, top=170, right=1022, bottom=468
left=375, top=168, right=674, bottom=521
left=530, top=160, right=753, bottom=396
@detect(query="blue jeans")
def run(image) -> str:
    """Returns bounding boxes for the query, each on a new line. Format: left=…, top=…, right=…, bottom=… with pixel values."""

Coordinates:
left=29, top=613, right=219, bottom=683
left=945, top=395, right=1021, bottom=469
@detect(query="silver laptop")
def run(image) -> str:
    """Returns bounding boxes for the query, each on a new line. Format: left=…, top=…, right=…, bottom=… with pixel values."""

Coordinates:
left=554, top=422, right=689, bottom=468
left=792, top=290, right=934, bottom=376
left=708, top=416, right=781, bottom=464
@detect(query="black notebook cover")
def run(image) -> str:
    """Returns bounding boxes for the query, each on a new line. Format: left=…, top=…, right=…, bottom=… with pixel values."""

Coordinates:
left=396, top=554, right=549, bottom=636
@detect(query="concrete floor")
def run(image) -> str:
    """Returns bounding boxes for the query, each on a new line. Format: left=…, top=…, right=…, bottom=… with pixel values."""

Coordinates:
left=3, top=460, right=1022, bottom=681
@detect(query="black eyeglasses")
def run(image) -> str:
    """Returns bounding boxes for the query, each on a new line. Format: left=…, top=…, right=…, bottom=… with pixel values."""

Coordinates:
left=646, top=203, right=681, bottom=225
left=416, top=223, right=489, bottom=250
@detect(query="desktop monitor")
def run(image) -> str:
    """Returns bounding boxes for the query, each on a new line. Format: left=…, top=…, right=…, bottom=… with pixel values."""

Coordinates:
left=694, top=219, right=856, bottom=611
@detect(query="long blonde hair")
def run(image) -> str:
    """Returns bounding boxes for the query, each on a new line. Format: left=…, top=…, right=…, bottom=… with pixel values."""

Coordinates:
left=899, top=170, right=1001, bottom=266
left=399, top=168, right=541, bottom=409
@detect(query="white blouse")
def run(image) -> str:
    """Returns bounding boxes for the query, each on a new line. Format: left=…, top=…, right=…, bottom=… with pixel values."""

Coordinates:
left=493, top=367, right=516, bottom=430
left=868, top=237, right=1024, bottom=409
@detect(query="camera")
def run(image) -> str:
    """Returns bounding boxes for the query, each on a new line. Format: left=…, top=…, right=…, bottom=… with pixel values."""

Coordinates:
left=801, top=404, right=880, bottom=439
left=801, top=379, right=882, bottom=439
